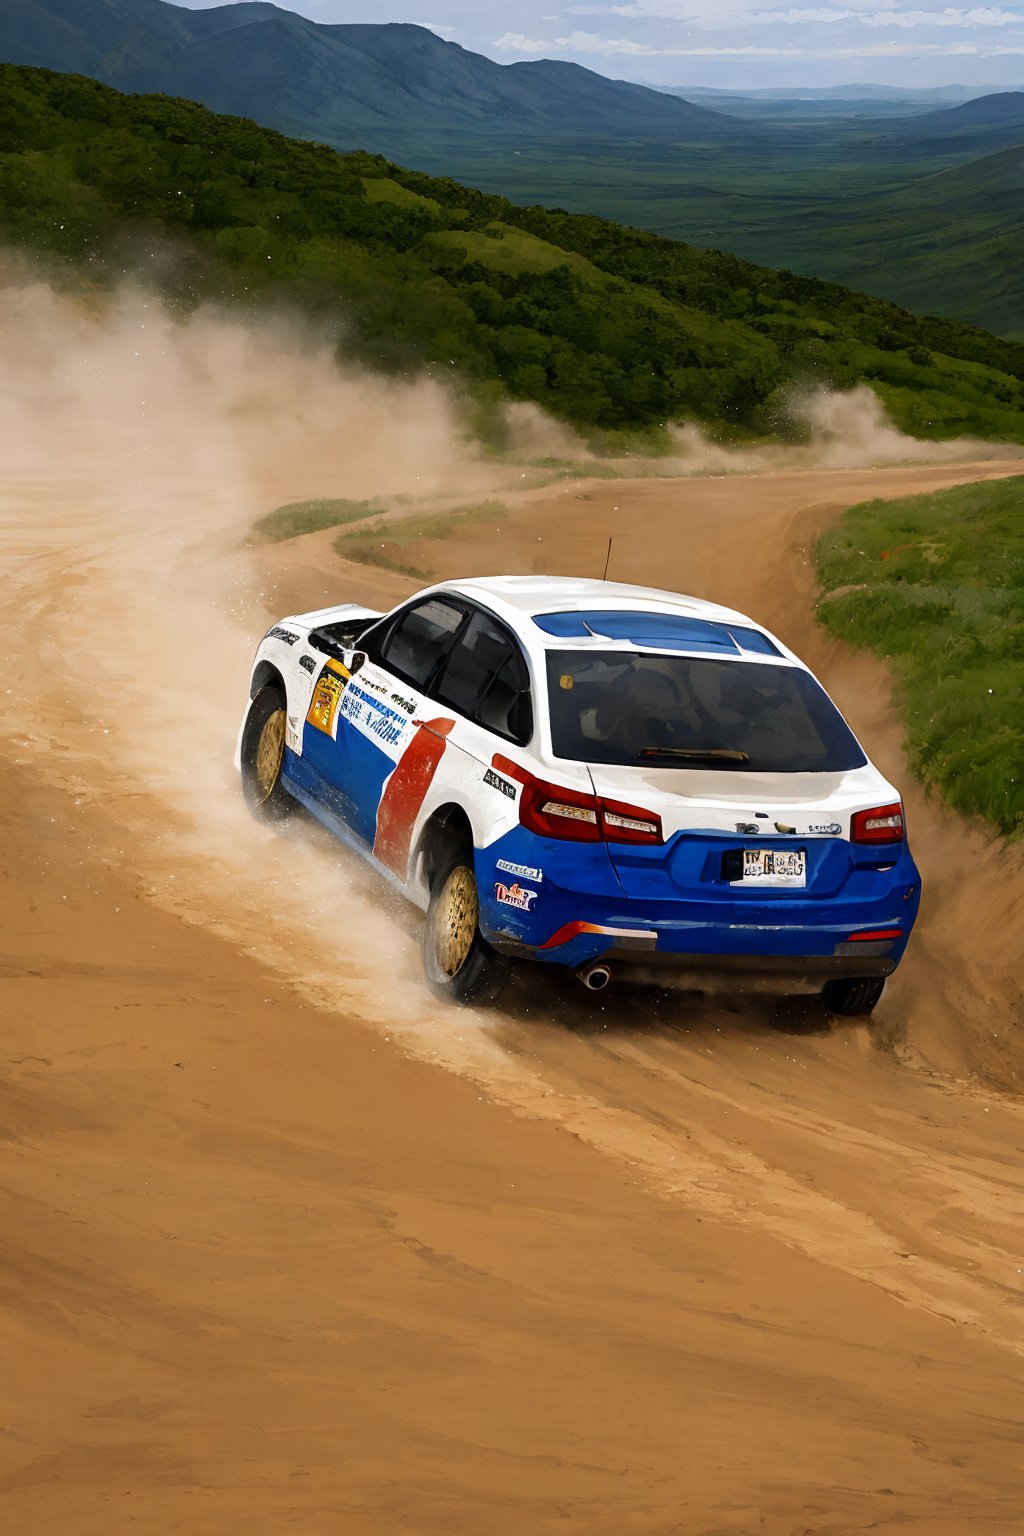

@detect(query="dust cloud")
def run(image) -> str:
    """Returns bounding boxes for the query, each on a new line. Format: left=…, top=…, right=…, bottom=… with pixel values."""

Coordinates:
left=0, top=274, right=525, bottom=1078
left=4, top=271, right=1024, bottom=1358
left=0, top=275, right=1005, bottom=1058
left=667, top=382, right=993, bottom=472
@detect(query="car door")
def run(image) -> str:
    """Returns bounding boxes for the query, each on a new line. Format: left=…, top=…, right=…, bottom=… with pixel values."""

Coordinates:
left=322, top=592, right=469, bottom=854
left=370, top=604, right=534, bottom=882
left=300, top=593, right=465, bottom=848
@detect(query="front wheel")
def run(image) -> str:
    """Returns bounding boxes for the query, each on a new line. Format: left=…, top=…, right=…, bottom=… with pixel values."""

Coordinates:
left=240, top=684, right=294, bottom=821
left=822, top=976, right=886, bottom=1017
left=422, top=856, right=506, bottom=1006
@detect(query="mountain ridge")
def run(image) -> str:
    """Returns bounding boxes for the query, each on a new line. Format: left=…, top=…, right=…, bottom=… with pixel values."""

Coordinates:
left=0, top=0, right=734, bottom=147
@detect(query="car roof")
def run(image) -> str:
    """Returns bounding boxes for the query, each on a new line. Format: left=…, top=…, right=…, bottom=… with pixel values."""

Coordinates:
left=433, top=576, right=796, bottom=664
left=443, top=575, right=754, bottom=628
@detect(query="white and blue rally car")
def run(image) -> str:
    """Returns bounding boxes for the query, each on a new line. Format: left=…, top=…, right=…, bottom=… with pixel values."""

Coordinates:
left=237, top=577, right=920, bottom=1011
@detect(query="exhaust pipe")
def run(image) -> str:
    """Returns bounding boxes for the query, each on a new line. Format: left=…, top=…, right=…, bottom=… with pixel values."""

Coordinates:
left=578, top=962, right=612, bottom=992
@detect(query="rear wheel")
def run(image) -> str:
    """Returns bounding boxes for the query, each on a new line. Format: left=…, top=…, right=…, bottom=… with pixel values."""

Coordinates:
left=822, top=976, right=886, bottom=1017
left=422, top=855, right=506, bottom=1006
left=241, top=684, right=294, bottom=821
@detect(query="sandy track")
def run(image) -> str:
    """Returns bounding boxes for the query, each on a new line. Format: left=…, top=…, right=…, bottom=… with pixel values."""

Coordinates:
left=2, top=287, right=1024, bottom=1531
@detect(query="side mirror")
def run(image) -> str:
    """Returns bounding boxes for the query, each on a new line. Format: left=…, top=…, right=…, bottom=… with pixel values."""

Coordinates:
left=349, top=651, right=366, bottom=676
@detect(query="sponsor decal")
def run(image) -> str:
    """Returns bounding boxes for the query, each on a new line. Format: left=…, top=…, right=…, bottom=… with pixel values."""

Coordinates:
left=360, top=673, right=389, bottom=696
left=390, top=691, right=416, bottom=715
left=339, top=682, right=408, bottom=749
left=299, top=654, right=317, bottom=674
left=496, top=858, right=543, bottom=883
left=305, top=658, right=350, bottom=738
left=483, top=767, right=516, bottom=800
left=266, top=625, right=300, bottom=646
left=494, top=881, right=538, bottom=912
left=809, top=822, right=843, bottom=836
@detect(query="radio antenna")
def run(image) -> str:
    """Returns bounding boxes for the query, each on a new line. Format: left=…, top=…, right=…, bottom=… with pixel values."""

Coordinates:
left=601, top=536, right=613, bottom=582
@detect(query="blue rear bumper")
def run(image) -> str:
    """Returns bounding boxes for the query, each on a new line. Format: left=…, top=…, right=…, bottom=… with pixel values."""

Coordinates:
left=477, top=828, right=920, bottom=985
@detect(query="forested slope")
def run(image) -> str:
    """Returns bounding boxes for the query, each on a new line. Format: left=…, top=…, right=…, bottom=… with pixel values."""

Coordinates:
left=2, top=66, right=1022, bottom=445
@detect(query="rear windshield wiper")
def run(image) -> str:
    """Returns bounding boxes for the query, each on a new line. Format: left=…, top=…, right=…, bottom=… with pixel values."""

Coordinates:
left=640, top=747, right=751, bottom=764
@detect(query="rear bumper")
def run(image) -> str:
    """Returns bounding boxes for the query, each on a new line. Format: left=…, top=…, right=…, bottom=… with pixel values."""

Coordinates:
left=490, top=937, right=898, bottom=994
left=477, top=827, right=920, bottom=992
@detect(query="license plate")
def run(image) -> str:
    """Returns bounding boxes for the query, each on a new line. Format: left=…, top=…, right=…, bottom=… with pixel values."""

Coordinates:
left=737, top=848, right=806, bottom=886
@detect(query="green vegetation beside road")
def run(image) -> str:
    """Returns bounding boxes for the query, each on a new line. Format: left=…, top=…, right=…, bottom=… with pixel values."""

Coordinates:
left=2, top=66, right=1024, bottom=449
left=252, top=498, right=384, bottom=542
left=334, top=502, right=506, bottom=576
left=816, top=477, right=1024, bottom=836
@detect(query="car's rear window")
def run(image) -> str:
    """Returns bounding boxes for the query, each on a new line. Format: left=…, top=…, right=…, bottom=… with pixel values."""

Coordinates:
left=546, top=651, right=866, bottom=772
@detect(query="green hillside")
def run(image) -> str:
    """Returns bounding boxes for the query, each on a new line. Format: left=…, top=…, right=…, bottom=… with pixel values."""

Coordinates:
left=817, top=477, right=1024, bottom=837
left=4, top=3, right=1024, bottom=335
left=428, top=115, right=1024, bottom=341
left=753, top=146, right=1024, bottom=340
left=2, top=66, right=1023, bottom=446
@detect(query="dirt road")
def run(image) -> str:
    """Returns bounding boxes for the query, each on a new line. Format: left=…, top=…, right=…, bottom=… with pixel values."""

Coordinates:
left=2, top=287, right=1024, bottom=1533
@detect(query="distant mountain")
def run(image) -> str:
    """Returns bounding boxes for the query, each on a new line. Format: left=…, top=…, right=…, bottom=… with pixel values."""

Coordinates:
left=908, top=91, right=1024, bottom=134
left=670, top=83, right=987, bottom=104
left=0, top=0, right=735, bottom=154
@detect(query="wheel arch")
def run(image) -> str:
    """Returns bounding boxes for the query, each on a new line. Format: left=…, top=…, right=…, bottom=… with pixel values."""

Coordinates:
left=250, top=660, right=286, bottom=701
left=414, top=802, right=476, bottom=893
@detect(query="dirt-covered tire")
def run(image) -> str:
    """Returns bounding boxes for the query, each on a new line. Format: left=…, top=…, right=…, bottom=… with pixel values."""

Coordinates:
left=422, top=855, right=507, bottom=1006
left=822, top=976, right=886, bottom=1017
left=240, top=684, right=294, bottom=821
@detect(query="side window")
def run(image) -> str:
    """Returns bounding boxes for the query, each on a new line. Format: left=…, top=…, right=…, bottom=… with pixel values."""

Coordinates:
left=378, top=598, right=465, bottom=689
left=434, top=611, right=533, bottom=744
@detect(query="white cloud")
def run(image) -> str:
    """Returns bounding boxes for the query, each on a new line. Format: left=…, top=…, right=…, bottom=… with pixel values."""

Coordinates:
left=494, top=29, right=656, bottom=53
left=494, top=25, right=1024, bottom=54
left=568, top=0, right=1024, bottom=20
left=493, top=32, right=553, bottom=50
left=753, top=7, right=1024, bottom=25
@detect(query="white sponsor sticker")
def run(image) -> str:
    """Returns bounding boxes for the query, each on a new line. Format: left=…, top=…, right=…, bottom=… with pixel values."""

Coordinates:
left=339, top=681, right=412, bottom=759
left=496, top=858, right=543, bottom=883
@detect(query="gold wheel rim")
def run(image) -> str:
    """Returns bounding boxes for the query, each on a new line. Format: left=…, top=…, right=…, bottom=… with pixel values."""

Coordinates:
left=254, top=709, right=286, bottom=802
left=433, top=866, right=478, bottom=978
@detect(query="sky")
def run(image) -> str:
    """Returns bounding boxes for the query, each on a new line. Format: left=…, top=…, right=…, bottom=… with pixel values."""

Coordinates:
left=175, top=2, right=1024, bottom=89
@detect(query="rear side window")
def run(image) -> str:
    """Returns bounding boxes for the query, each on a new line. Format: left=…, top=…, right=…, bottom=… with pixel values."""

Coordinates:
left=434, top=612, right=533, bottom=744
left=378, top=598, right=464, bottom=689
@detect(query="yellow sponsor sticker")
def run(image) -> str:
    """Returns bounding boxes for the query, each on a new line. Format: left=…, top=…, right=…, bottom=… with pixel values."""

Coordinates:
left=306, top=657, right=350, bottom=736
left=559, top=674, right=574, bottom=690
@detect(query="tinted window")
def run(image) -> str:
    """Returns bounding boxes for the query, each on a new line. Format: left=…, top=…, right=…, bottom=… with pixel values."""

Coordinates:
left=547, top=651, right=866, bottom=772
left=379, top=598, right=464, bottom=689
left=435, top=612, right=532, bottom=743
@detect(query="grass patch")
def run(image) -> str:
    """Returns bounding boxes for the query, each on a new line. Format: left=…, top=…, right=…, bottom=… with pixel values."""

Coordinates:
left=815, top=475, right=1024, bottom=836
left=334, top=501, right=506, bottom=575
left=252, top=498, right=384, bottom=543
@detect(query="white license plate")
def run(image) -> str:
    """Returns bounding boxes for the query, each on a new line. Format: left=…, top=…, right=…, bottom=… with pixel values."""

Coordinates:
left=737, top=848, right=806, bottom=886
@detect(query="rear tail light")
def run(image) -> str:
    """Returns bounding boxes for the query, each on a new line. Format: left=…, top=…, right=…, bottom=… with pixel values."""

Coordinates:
left=602, top=801, right=663, bottom=844
left=526, top=784, right=601, bottom=842
left=494, top=756, right=663, bottom=845
left=851, top=802, right=905, bottom=844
